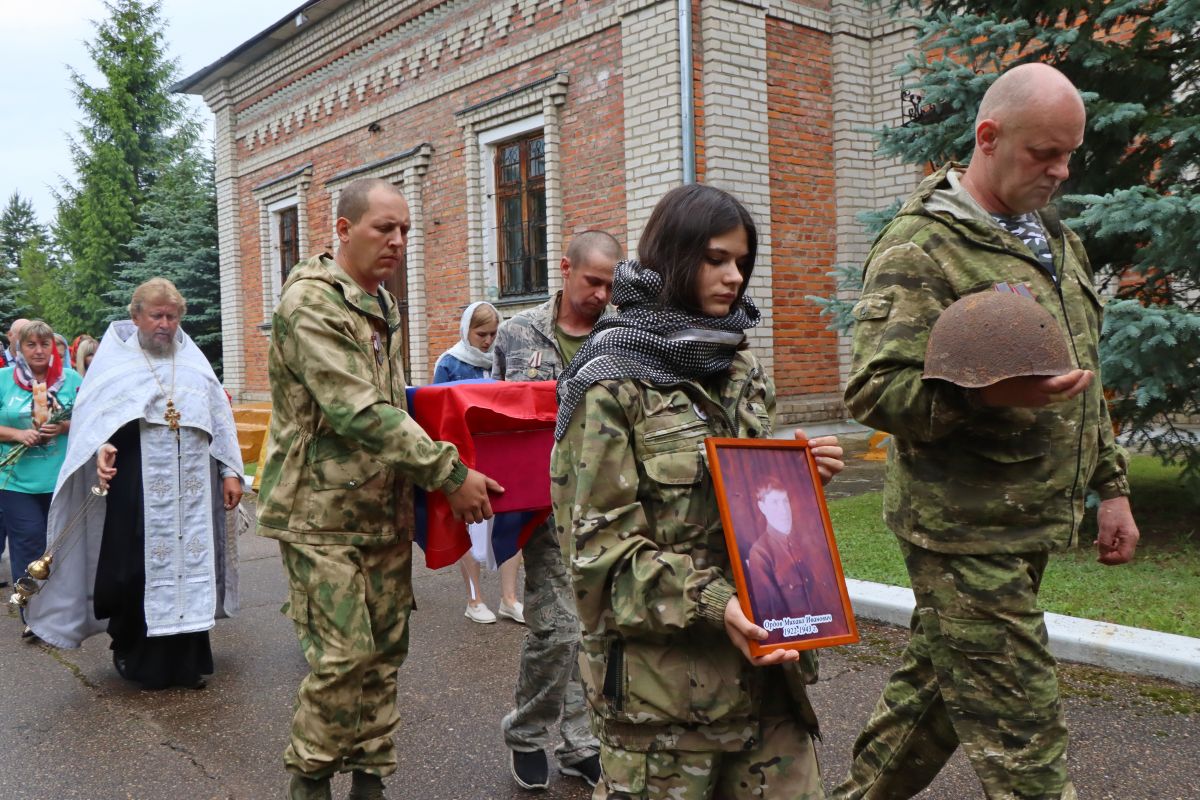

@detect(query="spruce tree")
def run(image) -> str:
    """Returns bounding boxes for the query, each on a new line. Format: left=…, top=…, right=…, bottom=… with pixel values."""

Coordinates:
left=14, top=235, right=67, bottom=326
left=0, top=191, right=45, bottom=321
left=110, top=138, right=223, bottom=374
left=53, top=0, right=185, bottom=336
left=823, top=0, right=1200, bottom=488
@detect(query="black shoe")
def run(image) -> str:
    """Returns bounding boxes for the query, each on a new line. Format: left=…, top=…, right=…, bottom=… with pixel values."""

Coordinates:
left=561, top=754, right=602, bottom=788
left=347, top=771, right=386, bottom=800
left=510, top=748, right=549, bottom=790
left=20, top=625, right=37, bottom=641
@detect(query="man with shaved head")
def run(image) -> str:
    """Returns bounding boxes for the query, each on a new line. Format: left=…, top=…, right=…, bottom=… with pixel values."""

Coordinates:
left=834, top=63, right=1139, bottom=800
left=491, top=229, right=621, bottom=791
left=260, top=177, right=503, bottom=800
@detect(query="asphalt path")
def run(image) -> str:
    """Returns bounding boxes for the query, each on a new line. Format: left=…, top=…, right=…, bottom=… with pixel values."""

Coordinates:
left=2, top=522, right=1197, bottom=799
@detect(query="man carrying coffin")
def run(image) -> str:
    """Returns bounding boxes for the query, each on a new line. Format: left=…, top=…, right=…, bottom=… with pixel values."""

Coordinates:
left=26, top=278, right=243, bottom=690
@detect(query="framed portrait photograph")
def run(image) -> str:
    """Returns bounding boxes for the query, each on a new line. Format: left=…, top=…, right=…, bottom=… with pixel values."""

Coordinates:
left=706, top=437, right=859, bottom=657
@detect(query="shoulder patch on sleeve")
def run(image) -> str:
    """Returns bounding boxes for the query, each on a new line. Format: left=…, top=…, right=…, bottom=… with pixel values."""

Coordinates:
left=852, top=293, right=893, bottom=321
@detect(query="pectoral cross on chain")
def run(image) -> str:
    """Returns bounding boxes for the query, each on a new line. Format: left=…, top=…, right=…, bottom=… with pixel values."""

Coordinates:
left=164, top=399, right=181, bottom=433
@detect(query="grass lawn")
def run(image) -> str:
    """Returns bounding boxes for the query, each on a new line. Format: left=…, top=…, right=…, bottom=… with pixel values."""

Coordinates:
left=828, top=455, right=1200, bottom=638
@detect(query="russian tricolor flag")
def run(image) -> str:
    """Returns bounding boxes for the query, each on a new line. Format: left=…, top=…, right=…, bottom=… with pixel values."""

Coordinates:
left=406, top=380, right=558, bottom=569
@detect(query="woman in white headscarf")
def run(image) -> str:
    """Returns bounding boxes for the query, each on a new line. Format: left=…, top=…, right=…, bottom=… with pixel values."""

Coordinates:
left=432, top=302, right=524, bottom=625
left=433, top=301, right=500, bottom=382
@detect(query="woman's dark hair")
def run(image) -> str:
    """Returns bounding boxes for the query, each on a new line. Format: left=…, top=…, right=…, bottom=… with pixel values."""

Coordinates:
left=637, top=183, right=757, bottom=313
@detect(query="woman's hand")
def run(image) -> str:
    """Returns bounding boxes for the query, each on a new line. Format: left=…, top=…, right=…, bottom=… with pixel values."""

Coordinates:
left=11, top=428, right=41, bottom=447
left=38, top=422, right=66, bottom=441
left=723, top=596, right=800, bottom=666
left=96, top=443, right=118, bottom=491
left=794, top=429, right=844, bottom=485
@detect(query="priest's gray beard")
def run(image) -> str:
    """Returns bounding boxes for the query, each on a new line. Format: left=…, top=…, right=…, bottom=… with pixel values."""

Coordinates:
left=138, top=330, right=177, bottom=357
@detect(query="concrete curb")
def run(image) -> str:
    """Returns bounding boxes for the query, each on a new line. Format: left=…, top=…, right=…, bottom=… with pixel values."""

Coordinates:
left=847, top=578, right=1200, bottom=686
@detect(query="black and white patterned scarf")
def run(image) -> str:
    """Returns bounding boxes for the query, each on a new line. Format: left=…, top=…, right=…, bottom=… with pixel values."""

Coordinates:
left=992, top=211, right=1056, bottom=281
left=554, top=259, right=760, bottom=440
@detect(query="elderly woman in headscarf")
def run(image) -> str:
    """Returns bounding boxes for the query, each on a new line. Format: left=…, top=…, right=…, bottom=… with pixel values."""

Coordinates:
left=432, top=302, right=524, bottom=626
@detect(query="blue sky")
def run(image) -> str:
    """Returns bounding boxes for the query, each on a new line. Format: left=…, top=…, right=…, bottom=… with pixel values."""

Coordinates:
left=0, top=1, right=291, bottom=222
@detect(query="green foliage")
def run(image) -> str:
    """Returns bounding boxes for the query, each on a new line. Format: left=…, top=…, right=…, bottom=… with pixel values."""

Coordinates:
left=0, top=192, right=46, bottom=322
left=1, top=192, right=44, bottom=273
left=0, top=270, right=17, bottom=327
left=1098, top=301, right=1200, bottom=485
left=807, top=263, right=863, bottom=334
left=828, top=0, right=1200, bottom=489
left=51, top=0, right=187, bottom=337
left=109, top=142, right=223, bottom=375
left=14, top=236, right=74, bottom=330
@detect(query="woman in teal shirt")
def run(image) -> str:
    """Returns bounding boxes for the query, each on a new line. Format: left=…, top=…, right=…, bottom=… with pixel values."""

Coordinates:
left=0, top=320, right=81, bottom=617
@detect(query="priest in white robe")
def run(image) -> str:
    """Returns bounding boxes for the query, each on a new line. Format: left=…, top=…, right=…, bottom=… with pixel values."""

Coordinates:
left=26, top=278, right=244, bottom=690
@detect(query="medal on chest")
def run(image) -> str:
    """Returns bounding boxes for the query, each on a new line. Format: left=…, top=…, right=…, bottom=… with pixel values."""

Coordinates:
left=527, top=349, right=542, bottom=378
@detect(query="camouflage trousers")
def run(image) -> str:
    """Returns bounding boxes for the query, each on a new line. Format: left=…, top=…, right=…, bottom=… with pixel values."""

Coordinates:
left=832, top=540, right=1075, bottom=800
left=595, top=713, right=824, bottom=799
left=502, top=523, right=598, bottom=766
left=279, top=538, right=413, bottom=779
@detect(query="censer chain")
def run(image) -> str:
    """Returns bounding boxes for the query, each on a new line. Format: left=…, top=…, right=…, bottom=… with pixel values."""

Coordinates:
left=9, top=486, right=107, bottom=609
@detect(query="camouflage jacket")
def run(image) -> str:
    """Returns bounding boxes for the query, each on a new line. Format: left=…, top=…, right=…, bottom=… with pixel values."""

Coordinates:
left=491, top=292, right=565, bottom=381
left=845, top=163, right=1129, bottom=555
left=257, top=254, right=466, bottom=545
left=551, top=351, right=820, bottom=752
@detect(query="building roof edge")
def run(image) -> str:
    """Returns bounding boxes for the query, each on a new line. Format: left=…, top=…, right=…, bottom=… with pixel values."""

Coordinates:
left=172, top=0, right=356, bottom=95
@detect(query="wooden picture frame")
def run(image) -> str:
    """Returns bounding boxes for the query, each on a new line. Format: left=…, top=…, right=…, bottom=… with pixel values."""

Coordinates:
left=706, top=437, right=859, bottom=656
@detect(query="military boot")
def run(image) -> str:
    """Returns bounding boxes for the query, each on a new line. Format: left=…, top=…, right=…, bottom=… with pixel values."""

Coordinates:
left=347, top=771, right=387, bottom=800
left=287, top=773, right=332, bottom=800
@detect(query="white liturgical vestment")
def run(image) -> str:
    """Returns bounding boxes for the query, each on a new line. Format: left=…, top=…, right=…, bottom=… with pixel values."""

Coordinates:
left=26, top=321, right=243, bottom=648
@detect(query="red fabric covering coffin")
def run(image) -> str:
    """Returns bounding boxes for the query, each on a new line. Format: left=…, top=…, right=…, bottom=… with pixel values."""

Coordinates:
left=407, top=380, right=557, bottom=568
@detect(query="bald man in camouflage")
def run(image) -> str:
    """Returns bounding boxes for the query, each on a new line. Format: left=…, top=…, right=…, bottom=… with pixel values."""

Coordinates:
left=833, top=63, right=1140, bottom=800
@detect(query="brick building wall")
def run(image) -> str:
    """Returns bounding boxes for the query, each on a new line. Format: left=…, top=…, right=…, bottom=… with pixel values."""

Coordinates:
left=701, top=0, right=775, bottom=375
left=182, top=0, right=919, bottom=416
left=215, top=0, right=629, bottom=395
left=766, top=17, right=838, bottom=407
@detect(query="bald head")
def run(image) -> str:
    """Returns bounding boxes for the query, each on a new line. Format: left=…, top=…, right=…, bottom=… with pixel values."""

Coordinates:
left=566, top=230, right=623, bottom=266
left=976, top=63, right=1084, bottom=131
left=6, top=318, right=29, bottom=354
left=962, top=63, right=1086, bottom=216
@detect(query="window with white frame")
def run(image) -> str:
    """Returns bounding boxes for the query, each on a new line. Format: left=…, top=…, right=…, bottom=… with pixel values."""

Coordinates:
left=456, top=73, right=568, bottom=307
left=484, top=121, right=547, bottom=299
left=252, top=164, right=312, bottom=323
left=269, top=198, right=300, bottom=292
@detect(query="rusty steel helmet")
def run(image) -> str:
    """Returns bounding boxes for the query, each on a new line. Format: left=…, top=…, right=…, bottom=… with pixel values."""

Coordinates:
left=922, top=291, right=1072, bottom=388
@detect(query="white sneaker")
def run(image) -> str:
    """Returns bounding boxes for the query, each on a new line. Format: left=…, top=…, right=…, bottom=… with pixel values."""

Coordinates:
left=498, top=600, right=525, bottom=624
left=465, top=603, right=497, bottom=624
